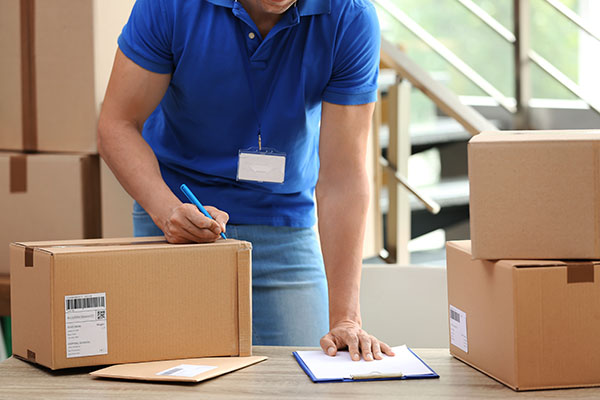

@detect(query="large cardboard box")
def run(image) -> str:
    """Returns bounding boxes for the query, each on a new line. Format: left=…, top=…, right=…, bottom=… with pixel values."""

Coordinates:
left=469, top=130, right=600, bottom=260
left=0, top=153, right=101, bottom=274
left=101, top=160, right=133, bottom=238
left=10, top=237, right=252, bottom=370
left=0, top=0, right=134, bottom=152
left=447, top=240, right=600, bottom=391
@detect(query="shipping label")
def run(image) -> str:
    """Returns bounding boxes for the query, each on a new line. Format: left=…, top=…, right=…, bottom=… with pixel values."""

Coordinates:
left=65, top=293, right=108, bottom=358
left=449, top=305, right=468, bottom=353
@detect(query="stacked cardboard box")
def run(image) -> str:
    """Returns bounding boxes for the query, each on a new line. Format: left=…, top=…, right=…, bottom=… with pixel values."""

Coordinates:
left=0, top=0, right=135, bottom=273
left=0, top=153, right=101, bottom=274
left=447, top=130, right=600, bottom=391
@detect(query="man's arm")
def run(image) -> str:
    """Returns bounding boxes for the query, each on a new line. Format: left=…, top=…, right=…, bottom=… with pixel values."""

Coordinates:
left=317, top=101, right=394, bottom=361
left=98, top=49, right=227, bottom=243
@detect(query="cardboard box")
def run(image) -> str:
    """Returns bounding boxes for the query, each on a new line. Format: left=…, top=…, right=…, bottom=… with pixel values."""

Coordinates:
left=0, top=152, right=101, bottom=274
left=0, top=0, right=22, bottom=148
left=101, top=160, right=133, bottom=238
left=469, top=130, right=600, bottom=260
left=10, top=237, right=252, bottom=370
left=0, top=0, right=134, bottom=152
left=447, top=240, right=600, bottom=391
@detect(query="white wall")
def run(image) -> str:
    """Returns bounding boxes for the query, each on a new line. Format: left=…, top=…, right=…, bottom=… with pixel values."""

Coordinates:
left=360, top=264, right=449, bottom=348
left=579, top=0, right=600, bottom=104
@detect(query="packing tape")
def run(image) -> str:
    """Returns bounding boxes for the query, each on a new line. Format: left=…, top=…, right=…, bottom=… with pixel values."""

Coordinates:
left=20, top=0, right=37, bottom=151
left=566, top=263, right=595, bottom=284
left=9, top=155, right=27, bottom=193
left=25, top=247, right=34, bottom=267
left=22, top=241, right=168, bottom=269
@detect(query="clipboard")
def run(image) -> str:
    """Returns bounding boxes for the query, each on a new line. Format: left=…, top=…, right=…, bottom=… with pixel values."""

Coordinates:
left=293, top=345, right=439, bottom=383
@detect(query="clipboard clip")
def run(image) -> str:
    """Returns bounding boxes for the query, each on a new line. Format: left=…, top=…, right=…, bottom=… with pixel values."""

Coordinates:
left=350, top=371, right=404, bottom=380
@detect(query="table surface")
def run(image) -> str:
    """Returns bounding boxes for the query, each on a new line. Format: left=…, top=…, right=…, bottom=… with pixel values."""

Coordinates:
left=1, top=347, right=599, bottom=399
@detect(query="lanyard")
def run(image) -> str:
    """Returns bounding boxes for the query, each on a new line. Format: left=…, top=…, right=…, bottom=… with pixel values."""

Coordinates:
left=234, top=16, right=287, bottom=152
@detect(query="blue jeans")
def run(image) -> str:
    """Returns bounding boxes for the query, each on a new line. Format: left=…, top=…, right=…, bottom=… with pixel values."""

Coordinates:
left=132, top=201, right=329, bottom=346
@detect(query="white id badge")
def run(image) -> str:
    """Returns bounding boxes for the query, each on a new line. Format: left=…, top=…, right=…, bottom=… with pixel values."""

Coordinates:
left=237, top=149, right=286, bottom=183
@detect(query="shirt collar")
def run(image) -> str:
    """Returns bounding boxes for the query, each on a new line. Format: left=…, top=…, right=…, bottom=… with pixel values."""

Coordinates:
left=204, top=0, right=331, bottom=16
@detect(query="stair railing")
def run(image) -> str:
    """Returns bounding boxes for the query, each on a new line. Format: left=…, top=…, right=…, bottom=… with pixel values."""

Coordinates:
left=370, top=0, right=600, bottom=263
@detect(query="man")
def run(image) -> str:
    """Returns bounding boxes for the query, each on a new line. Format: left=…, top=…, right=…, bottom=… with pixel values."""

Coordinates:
left=98, top=0, right=394, bottom=361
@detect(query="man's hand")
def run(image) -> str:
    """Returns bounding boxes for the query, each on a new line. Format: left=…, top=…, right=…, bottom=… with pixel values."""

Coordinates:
left=161, top=203, right=229, bottom=244
left=320, top=320, right=395, bottom=361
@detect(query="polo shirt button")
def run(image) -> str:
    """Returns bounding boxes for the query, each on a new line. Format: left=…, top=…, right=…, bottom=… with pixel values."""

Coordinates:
left=248, top=32, right=256, bottom=39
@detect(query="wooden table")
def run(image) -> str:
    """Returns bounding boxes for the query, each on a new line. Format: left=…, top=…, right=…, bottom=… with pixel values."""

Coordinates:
left=1, top=347, right=599, bottom=399
left=0, top=274, right=9, bottom=316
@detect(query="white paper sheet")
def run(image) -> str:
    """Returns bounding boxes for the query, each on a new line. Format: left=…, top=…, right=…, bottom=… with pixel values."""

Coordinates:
left=295, top=345, right=434, bottom=381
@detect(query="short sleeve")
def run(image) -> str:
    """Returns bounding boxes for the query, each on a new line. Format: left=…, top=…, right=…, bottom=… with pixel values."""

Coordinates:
left=118, top=0, right=174, bottom=74
left=322, top=3, right=380, bottom=105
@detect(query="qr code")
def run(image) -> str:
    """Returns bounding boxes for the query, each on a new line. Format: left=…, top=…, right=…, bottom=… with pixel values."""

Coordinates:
left=96, top=310, right=106, bottom=320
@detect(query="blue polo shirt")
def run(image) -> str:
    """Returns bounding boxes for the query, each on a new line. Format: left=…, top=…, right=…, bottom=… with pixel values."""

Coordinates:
left=118, top=0, right=380, bottom=227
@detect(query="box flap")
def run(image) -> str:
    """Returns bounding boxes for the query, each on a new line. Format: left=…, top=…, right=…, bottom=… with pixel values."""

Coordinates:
left=446, top=241, right=600, bottom=269
left=446, top=240, right=471, bottom=254
left=90, top=356, right=267, bottom=382
left=12, top=236, right=167, bottom=249
left=12, top=237, right=251, bottom=255
left=471, top=130, right=600, bottom=144
left=510, top=260, right=600, bottom=269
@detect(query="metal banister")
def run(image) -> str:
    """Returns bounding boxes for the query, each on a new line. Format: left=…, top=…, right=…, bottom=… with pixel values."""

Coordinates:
left=380, top=39, right=497, bottom=135
left=456, top=0, right=516, bottom=43
left=543, top=0, right=600, bottom=43
left=374, top=0, right=516, bottom=114
left=529, top=50, right=600, bottom=115
left=455, top=0, right=600, bottom=118
left=379, top=156, right=441, bottom=215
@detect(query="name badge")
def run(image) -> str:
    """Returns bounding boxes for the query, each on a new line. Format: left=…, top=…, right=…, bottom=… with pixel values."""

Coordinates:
left=237, top=149, right=286, bottom=184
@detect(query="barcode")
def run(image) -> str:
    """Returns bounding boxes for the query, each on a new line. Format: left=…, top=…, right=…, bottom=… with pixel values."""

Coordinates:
left=66, top=296, right=105, bottom=311
left=450, top=309, right=461, bottom=323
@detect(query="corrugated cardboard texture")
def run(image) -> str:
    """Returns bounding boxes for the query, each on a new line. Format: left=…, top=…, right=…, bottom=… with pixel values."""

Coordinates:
left=35, top=0, right=96, bottom=152
left=100, top=160, right=133, bottom=238
left=0, top=153, right=101, bottom=274
left=10, top=238, right=252, bottom=369
left=0, top=0, right=135, bottom=152
left=10, top=244, right=53, bottom=367
left=446, top=241, right=517, bottom=387
left=447, top=240, right=600, bottom=391
left=0, top=0, right=23, bottom=149
left=469, top=130, right=600, bottom=259
left=515, top=264, right=600, bottom=390
left=237, top=248, right=252, bottom=356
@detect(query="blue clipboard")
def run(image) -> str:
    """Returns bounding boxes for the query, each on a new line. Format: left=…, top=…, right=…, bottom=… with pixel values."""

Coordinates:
left=293, top=347, right=439, bottom=383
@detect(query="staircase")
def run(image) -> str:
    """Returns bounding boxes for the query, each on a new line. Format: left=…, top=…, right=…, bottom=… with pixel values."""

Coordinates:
left=366, top=0, right=600, bottom=265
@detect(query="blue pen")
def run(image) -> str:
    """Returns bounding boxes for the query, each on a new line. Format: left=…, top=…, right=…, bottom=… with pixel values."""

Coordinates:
left=180, top=184, right=227, bottom=240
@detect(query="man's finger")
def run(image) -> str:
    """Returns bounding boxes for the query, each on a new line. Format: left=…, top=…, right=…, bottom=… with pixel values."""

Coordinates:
left=358, top=333, right=373, bottom=361
left=380, top=341, right=395, bottom=357
left=371, top=338, right=383, bottom=360
left=183, top=205, right=222, bottom=235
left=182, top=219, right=220, bottom=242
left=346, top=336, right=360, bottom=361
left=206, top=207, right=229, bottom=231
left=320, top=335, right=338, bottom=357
